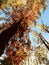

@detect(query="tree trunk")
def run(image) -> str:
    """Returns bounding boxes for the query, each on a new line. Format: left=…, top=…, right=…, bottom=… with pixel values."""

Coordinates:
left=0, top=20, right=21, bottom=56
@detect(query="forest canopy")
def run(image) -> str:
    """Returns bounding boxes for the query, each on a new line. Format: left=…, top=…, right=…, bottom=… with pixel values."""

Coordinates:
left=0, top=0, right=49, bottom=65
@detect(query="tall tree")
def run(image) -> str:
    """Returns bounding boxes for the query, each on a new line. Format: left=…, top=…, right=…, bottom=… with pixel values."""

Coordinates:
left=0, top=0, right=49, bottom=65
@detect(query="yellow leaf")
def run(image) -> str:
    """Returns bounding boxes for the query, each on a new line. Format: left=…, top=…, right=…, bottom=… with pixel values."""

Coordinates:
left=33, top=32, right=39, bottom=37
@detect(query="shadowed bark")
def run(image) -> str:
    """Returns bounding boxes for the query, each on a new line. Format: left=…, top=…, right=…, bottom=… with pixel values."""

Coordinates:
left=39, top=34, right=49, bottom=50
left=0, top=20, right=21, bottom=56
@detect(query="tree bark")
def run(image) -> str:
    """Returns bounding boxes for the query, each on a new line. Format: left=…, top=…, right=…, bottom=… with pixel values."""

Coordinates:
left=0, top=20, right=21, bottom=56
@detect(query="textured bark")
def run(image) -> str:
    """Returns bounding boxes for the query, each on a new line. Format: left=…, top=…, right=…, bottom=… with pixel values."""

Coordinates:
left=0, top=20, right=21, bottom=56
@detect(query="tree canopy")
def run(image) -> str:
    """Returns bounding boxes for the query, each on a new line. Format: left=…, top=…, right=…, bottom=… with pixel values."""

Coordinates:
left=0, top=0, right=49, bottom=65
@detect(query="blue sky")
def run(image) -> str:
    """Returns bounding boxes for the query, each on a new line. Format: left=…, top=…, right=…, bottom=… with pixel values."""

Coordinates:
left=41, top=5, right=49, bottom=42
left=29, top=4, right=49, bottom=47
left=41, top=5, right=49, bottom=26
